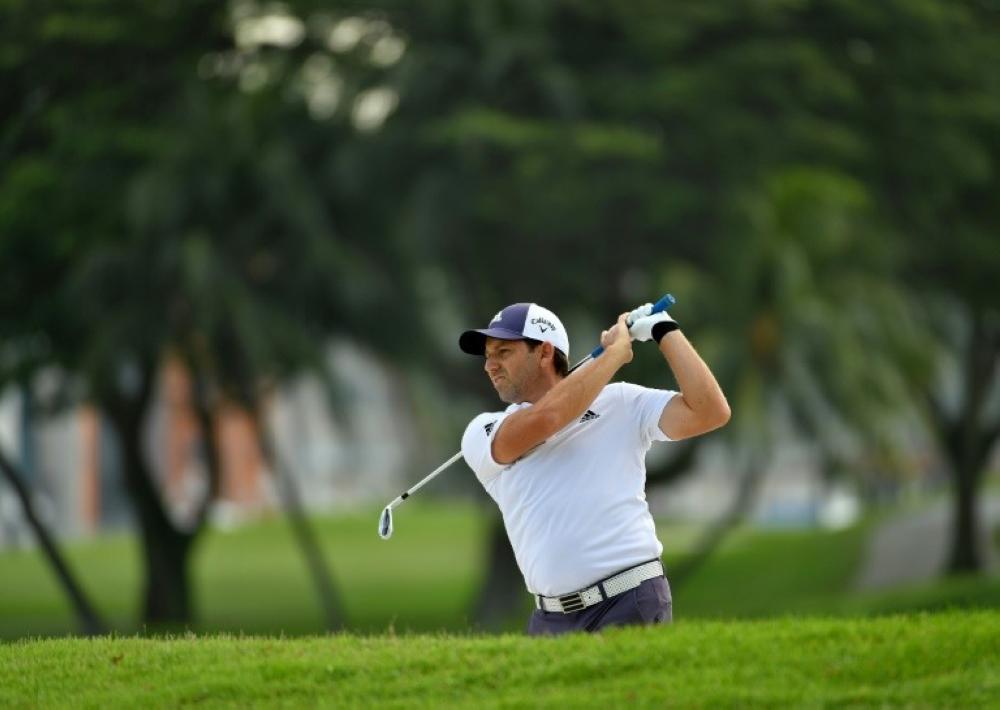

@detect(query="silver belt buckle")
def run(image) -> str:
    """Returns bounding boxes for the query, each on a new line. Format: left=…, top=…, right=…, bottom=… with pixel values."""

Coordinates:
left=557, top=591, right=586, bottom=613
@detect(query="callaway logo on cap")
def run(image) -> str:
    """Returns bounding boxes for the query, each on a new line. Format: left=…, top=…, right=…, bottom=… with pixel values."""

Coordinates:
left=459, top=303, right=570, bottom=357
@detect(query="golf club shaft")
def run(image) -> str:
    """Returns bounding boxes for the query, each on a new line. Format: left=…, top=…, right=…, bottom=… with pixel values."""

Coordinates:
left=383, top=293, right=675, bottom=506
left=385, top=451, right=463, bottom=511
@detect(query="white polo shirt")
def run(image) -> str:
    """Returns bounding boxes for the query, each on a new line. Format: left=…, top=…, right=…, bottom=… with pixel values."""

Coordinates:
left=461, top=382, right=677, bottom=597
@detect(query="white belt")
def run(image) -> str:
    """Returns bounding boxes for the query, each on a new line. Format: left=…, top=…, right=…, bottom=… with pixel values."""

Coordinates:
left=534, top=559, right=664, bottom=614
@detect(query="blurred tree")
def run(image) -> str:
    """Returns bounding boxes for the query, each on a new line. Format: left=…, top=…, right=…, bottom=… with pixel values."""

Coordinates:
left=1, top=0, right=236, bottom=626
left=665, top=167, right=925, bottom=581
left=364, top=0, right=923, bottom=623
left=365, top=0, right=997, bottom=618
left=2, top=0, right=997, bottom=636
left=361, top=0, right=744, bottom=624
left=0, top=0, right=422, bottom=627
left=837, top=0, right=1000, bottom=572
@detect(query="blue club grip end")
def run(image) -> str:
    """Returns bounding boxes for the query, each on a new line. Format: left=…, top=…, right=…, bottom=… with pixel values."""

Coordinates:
left=650, top=293, right=676, bottom=315
left=587, top=293, right=675, bottom=360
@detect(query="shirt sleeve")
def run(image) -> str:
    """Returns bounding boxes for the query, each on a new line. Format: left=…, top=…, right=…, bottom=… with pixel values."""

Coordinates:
left=461, top=411, right=510, bottom=486
left=617, top=382, right=678, bottom=443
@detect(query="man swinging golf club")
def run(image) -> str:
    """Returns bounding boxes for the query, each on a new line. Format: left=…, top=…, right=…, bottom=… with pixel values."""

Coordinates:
left=460, top=301, right=730, bottom=635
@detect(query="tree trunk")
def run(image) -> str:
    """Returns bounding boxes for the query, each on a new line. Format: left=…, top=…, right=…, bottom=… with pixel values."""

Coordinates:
left=0, top=444, right=107, bottom=635
left=117, top=412, right=195, bottom=626
left=940, top=309, right=999, bottom=574
left=948, top=465, right=982, bottom=573
left=254, top=406, right=345, bottom=631
left=107, top=365, right=198, bottom=628
left=139, top=518, right=194, bottom=624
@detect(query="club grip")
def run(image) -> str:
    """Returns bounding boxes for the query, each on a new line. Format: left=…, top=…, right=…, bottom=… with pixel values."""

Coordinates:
left=588, top=293, right=675, bottom=360
left=649, top=293, right=676, bottom=318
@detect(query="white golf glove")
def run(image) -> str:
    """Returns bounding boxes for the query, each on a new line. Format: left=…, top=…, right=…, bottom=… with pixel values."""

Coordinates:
left=628, top=303, right=679, bottom=343
left=627, top=302, right=654, bottom=324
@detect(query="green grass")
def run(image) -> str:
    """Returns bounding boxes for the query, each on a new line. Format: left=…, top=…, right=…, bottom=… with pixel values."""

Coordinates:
left=845, top=574, right=1000, bottom=616
left=2, top=612, right=998, bottom=707
left=194, top=505, right=491, bottom=634
left=2, top=500, right=998, bottom=640
left=0, top=534, right=142, bottom=638
left=662, top=523, right=871, bottom=618
left=0, top=502, right=491, bottom=638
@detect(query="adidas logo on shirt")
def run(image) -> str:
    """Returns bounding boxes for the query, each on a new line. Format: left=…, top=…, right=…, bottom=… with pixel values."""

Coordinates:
left=579, top=410, right=600, bottom=423
left=484, top=420, right=496, bottom=435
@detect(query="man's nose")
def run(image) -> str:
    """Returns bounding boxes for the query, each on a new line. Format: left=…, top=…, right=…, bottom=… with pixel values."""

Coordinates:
left=484, top=357, right=499, bottom=374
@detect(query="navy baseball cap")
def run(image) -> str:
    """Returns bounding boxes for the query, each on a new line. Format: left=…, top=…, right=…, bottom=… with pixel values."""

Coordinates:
left=459, top=303, right=569, bottom=357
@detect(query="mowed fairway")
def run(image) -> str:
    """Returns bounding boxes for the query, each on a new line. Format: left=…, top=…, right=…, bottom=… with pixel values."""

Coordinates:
left=0, top=502, right=494, bottom=638
left=2, top=612, right=999, bottom=707
left=3, top=501, right=1000, bottom=639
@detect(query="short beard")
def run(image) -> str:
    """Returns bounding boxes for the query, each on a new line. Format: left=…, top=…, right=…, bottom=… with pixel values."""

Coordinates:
left=495, top=381, right=521, bottom=404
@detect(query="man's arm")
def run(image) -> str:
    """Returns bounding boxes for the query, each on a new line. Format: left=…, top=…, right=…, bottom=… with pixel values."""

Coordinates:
left=656, top=329, right=731, bottom=440
left=492, top=314, right=633, bottom=465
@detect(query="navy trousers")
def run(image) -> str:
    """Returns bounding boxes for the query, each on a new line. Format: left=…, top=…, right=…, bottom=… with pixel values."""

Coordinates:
left=527, top=576, right=673, bottom=636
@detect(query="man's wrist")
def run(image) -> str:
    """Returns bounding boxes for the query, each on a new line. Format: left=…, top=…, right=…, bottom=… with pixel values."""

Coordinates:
left=601, top=339, right=633, bottom=367
left=652, top=321, right=679, bottom=343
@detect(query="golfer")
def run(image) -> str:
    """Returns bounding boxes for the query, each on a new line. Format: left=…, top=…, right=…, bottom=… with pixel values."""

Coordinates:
left=460, top=302, right=730, bottom=635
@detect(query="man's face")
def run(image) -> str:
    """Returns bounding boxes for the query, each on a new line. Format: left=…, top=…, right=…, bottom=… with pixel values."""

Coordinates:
left=483, top=338, right=542, bottom=404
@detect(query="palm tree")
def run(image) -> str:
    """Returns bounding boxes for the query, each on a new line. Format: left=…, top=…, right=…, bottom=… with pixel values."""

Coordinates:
left=665, top=166, right=928, bottom=581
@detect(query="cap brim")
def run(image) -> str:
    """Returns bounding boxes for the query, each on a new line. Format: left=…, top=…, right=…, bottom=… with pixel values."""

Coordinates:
left=458, top=328, right=526, bottom=355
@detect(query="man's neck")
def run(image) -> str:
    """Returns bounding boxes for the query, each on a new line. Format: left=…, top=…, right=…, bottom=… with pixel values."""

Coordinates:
left=518, top=373, right=564, bottom=405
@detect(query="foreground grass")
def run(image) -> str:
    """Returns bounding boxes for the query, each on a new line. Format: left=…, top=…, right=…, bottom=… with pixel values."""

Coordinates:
left=2, top=612, right=998, bottom=708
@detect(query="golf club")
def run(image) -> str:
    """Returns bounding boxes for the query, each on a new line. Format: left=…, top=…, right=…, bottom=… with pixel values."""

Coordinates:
left=378, top=293, right=676, bottom=539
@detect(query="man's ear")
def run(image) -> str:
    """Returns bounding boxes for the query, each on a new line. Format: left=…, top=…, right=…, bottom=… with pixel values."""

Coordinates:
left=540, top=340, right=555, bottom=369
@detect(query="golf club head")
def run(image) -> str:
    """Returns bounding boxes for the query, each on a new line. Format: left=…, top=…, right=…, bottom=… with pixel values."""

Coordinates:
left=378, top=506, right=393, bottom=539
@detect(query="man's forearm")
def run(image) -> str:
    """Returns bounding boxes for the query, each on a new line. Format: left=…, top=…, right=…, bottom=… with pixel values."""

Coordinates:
left=492, top=344, right=630, bottom=464
left=532, top=348, right=628, bottom=429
